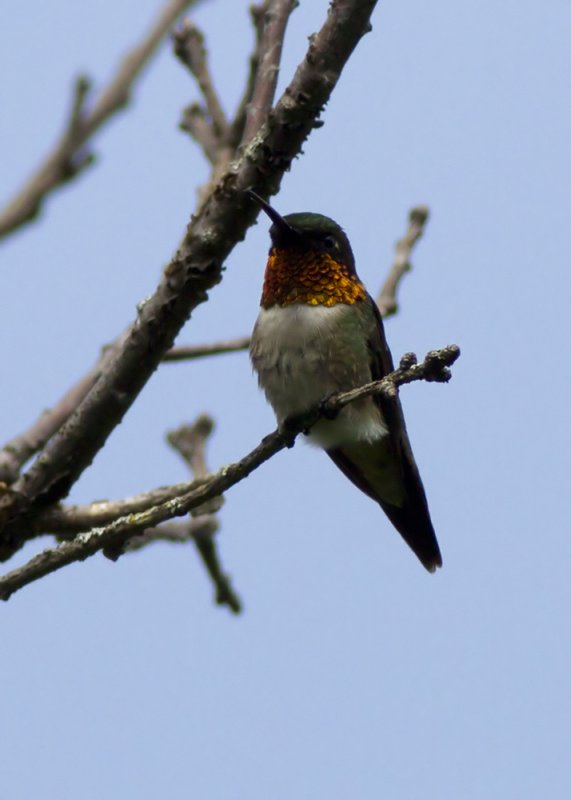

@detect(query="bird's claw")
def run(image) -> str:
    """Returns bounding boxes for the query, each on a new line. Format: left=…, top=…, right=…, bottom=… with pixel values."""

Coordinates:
left=319, top=393, right=339, bottom=420
left=279, top=416, right=302, bottom=447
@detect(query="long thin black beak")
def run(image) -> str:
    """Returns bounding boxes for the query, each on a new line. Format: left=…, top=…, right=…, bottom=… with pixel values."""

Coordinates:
left=246, top=189, right=297, bottom=237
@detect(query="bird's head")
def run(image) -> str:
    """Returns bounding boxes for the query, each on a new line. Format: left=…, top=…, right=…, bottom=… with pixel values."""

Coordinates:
left=248, top=191, right=365, bottom=308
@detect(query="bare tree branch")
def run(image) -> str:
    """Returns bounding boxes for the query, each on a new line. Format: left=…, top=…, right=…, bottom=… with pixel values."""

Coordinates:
left=0, top=334, right=130, bottom=485
left=41, top=482, right=196, bottom=537
left=322, top=346, right=460, bottom=412
left=124, top=517, right=219, bottom=551
left=228, top=3, right=267, bottom=148
left=164, top=336, right=251, bottom=362
left=241, top=0, right=298, bottom=144
left=173, top=18, right=234, bottom=194
left=0, top=0, right=202, bottom=240
left=179, top=103, right=222, bottom=163
left=0, top=344, right=460, bottom=601
left=0, top=0, right=379, bottom=561
left=167, top=415, right=223, bottom=516
left=167, top=415, right=240, bottom=613
left=176, top=0, right=297, bottom=199
left=0, top=366, right=98, bottom=485
left=377, top=205, right=430, bottom=318
left=173, top=20, right=229, bottom=138
left=168, top=415, right=213, bottom=473
left=193, top=532, right=242, bottom=613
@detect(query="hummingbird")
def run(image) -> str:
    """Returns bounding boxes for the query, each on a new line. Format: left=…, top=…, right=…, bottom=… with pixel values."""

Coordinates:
left=248, top=191, right=442, bottom=572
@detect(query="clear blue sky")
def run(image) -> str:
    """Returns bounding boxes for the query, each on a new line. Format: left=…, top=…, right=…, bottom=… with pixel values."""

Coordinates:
left=2, top=1, right=570, bottom=798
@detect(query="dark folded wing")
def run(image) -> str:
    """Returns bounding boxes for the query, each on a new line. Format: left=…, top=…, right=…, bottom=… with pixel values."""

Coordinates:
left=326, top=295, right=442, bottom=572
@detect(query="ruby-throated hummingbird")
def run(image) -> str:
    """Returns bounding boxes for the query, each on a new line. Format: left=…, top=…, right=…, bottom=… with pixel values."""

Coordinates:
left=248, top=191, right=442, bottom=572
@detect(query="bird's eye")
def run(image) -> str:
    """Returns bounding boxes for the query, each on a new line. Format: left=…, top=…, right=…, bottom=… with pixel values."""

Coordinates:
left=323, top=235, right=337, bottom=251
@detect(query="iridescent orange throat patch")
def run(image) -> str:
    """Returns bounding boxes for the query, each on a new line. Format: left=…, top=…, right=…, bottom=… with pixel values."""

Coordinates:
left=261, top=247, right=366, bottom=308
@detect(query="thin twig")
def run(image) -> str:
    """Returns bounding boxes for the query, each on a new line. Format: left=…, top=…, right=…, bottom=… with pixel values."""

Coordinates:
left=0, top=0, right=201, bottom=240
left=0, top=367, right=99, bottom=484
left=124, top=516, right=219, bottom=550
left=179, top=103, right=221, bottom=163
left=241, top=0, right=298, bottom=145
left=43, top=481, right=198, bottom=537
left=168, top=415, right=213, bottom=475
left=228, top=3, right=267, bottom=148
left=0, top=333, right=128, bottom=484
left=172, top=18, right=234, bottom=192
left=173, top=20, right=228, bottom=138
left=376, top=205, right=430, bottom=319
left=167, top=415, right=240, bottom=614
left=167, top=416, right=220, bottom=510
left=58, top=75, right=95, bottom=174
left=194, top=533, right=242, bottom=613
left=0, top=345, right=460, bottom=601
left=164, top=336, right=250, bottom=361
